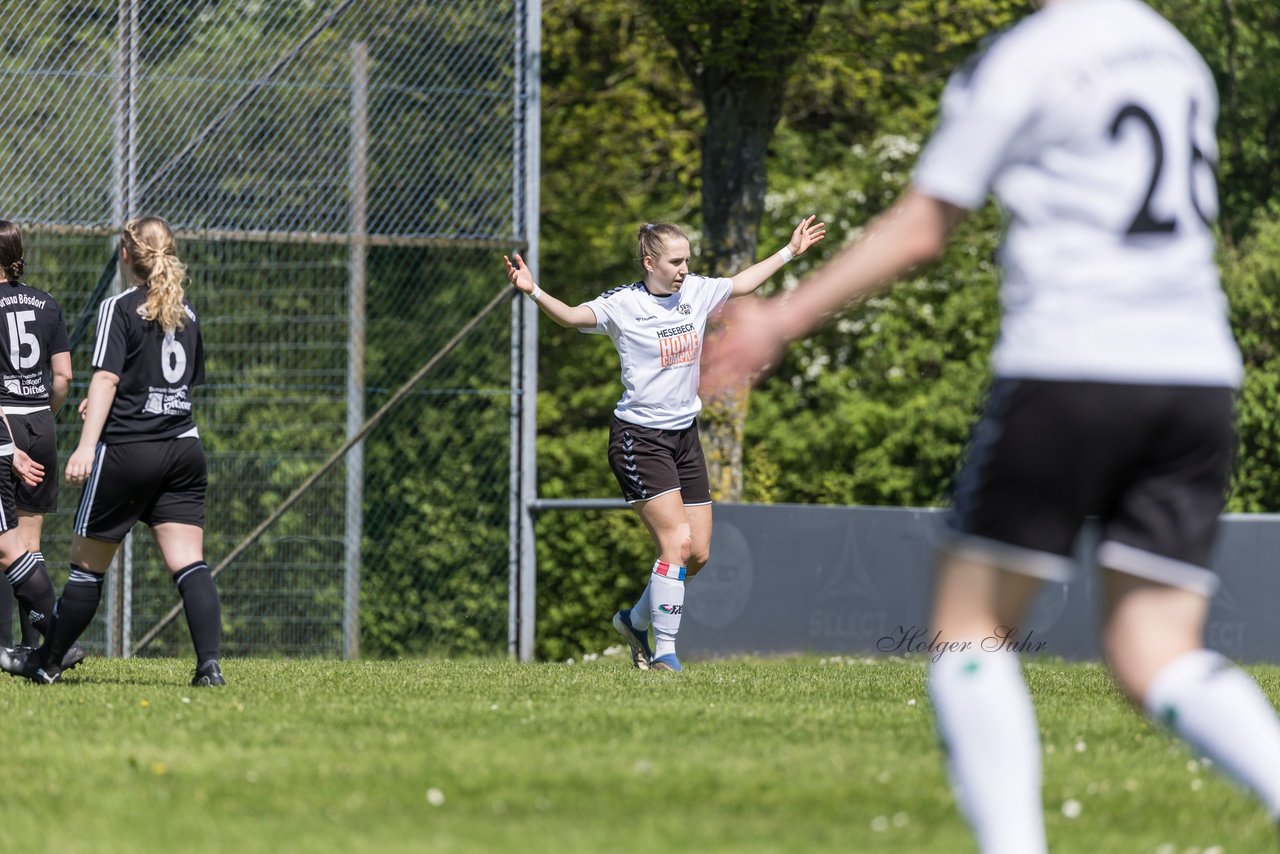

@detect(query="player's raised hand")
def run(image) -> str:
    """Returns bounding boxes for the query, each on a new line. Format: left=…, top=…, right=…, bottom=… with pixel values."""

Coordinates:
left=504, top=253, right=536, bottom=296
left=10, top=449, right=43, bottom=488
left=789, top=215, right=827, bottom=258
left=701, top=296, right=790, bottom=398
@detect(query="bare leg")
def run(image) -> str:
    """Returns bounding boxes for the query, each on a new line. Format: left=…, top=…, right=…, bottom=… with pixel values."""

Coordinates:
left=68, top=535, right=119, bottom=573
left=930, top=554, right=1043, bottom=641
left=683, top=503, right=712, bottom=577
left=628, top=492, right=695, bottom=667
left=633, top=491, right=695, bottom=567
left=16, top=512, right=43, bottom=554
left=1102, top=568, right=1280, bottom=816
left=150, top=522, right=204, bottom=574
left=1100, top=570, right=1206, bottom=703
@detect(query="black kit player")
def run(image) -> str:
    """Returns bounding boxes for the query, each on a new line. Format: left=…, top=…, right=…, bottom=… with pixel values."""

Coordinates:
left=0, top=221, right=84, bottom=671
left=1, top=216, right=224, bottom=686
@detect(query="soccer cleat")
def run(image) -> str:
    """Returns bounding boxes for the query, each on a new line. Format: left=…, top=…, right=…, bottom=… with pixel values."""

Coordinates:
left=650, top=653, right=683, bottom=672
left=0, top=647, right=60, bottom=684
left=9, top=642, right=86, bottom=674
left=29, top=664, right=61, bottom=685
left=0, top=646, right=27, bottom=678
left=192, top=659, right=226, bottom=687
left=612, top=609, right=653, bottom=670
left=61, top=642, right=87, bottom=672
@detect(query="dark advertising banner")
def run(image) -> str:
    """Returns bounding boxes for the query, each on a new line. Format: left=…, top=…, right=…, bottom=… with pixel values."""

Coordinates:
left=680, top=505, right=1280, bottom=662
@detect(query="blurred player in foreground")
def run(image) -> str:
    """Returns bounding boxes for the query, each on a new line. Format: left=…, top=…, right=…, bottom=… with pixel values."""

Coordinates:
left=702, top=0, right=1280, bottom=849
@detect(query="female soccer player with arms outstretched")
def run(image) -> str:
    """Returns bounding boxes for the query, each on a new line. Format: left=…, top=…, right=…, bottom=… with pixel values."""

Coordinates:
left=505, top=216, right=824, bottom=670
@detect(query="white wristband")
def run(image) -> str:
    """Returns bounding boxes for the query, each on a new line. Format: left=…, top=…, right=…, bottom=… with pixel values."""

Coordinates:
left=528, top=285, right=543, bottom=303
left=777, top=246, right=795, bottom=264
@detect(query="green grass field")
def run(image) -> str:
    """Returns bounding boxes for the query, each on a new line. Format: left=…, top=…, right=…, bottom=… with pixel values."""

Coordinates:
left=0, top=655, right=1272, bottom=853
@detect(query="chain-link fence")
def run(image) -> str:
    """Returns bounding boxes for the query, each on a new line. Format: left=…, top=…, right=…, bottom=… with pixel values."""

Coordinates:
left=0, top=0, right=535, bottom=658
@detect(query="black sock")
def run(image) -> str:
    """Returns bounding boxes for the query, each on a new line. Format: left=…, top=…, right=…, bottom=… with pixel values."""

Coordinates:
left=6, top=552, right=55, bottom=638
left=17, top=601, right=36, bottom=646
left=174, top=562, right=221, bottom=665
left=44, top=566, right=105, bottom=670
left=18, top=553, right=44, bottom=646
left=0, top=574, right=12, bottom=646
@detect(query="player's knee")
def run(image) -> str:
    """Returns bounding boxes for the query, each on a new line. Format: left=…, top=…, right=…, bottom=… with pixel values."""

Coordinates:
left=687, top=543, right=710, bottom=574
left=1103, top=654, right=1146, bottom=705
left=656, top=535, right=688, bottom=567
left=1102, top=632, right=1167, bottom=705
left=670, top=526, right=694, bottom=567
left=0, top=531, right=28, bottom=567
left=676, top=539, right=692, bottom=568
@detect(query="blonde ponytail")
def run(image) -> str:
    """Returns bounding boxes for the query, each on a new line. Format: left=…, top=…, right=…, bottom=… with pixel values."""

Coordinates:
left=122, top=216, right=188, bottom=333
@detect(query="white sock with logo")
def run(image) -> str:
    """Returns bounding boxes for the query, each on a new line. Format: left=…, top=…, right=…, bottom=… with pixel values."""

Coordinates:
left=649, top=560, right=685, bottom=659
left=929, top=649, right=1046, bottom=854
left=629, top=580, right=652, bottom=630
left=1144, top=649, right=1280, bottom=816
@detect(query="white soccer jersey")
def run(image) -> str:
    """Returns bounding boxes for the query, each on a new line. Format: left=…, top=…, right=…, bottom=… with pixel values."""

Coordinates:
left=583, top=273, right=734, bottom=429
left=913, top=0, right=1241, bottom=387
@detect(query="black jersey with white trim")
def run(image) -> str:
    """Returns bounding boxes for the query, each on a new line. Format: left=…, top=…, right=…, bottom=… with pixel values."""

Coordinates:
left=0, top=281, right=69, bottom=407
left=92, top=286, right=205, bottom=444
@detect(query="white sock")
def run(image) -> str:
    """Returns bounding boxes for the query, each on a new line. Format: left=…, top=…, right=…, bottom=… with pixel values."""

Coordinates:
left=629, top=580, right=652, bottom=630
left=649, top=560, right=685, bottom=659
left=929, top=650, right=1046, bottom=854
left=1144, top=649, right=1280, bottom=816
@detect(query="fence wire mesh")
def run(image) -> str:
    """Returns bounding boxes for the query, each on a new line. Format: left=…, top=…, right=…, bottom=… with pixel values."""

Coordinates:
left=0, top=0, right=530, bottom=658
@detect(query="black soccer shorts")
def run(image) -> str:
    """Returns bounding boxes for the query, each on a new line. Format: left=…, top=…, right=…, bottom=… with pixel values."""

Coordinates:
left=944, top=378, right=1235, bottom=595
left=74, top=436, right=207, bottom=543
left=607, top=416, right=712, bottom=505
left=0, top=417, right=18, bottom=534
left=8, top=409, right=59, bottom=513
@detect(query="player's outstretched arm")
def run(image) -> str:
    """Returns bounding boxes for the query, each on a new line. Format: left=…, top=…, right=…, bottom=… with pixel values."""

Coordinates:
left=702, top=190, right=964, bottom=394
left=504, top=253, right=598, bottom=330
left=66, top=369, right=120, bottom=485
left=728, top=215, right=827, bottom=297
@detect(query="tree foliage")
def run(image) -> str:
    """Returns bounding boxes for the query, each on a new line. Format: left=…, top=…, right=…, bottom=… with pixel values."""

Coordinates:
left=1222, top=211, right=1280, bottom=511
left=644, top=0, right=825, bottom=502
left=1160, top=0, right=1280, bottom=245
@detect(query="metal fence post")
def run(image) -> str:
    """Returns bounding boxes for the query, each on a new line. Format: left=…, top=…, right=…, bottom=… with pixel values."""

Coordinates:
left=105, top=0, right=139, bottom=659
left=343, top=41, right=369, bottom=661
left=516, top=0, right=542, bottom=662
